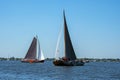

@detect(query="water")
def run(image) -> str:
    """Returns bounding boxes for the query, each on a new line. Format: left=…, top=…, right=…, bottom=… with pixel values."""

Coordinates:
left=0, top=61, right=120, bottom=80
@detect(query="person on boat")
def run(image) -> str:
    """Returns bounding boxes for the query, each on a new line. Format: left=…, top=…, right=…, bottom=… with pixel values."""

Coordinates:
left=62, top=57, right=70, bottom=61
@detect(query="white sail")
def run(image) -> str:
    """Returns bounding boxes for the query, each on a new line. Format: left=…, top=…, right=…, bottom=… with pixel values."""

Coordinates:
left=40, top=50, right=45, bottom=60
left=36, top=36, right=39, bottom=59
left=36, top=36, right=45, bottom=60
left=55, top=26, right=63, bottom=59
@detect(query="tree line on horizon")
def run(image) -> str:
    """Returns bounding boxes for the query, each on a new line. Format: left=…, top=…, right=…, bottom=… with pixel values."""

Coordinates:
left=0, top=57, right=120, bottom=62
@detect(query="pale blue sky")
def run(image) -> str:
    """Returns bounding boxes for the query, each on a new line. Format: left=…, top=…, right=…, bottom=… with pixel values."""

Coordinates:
left=0, top=0, right=120, bottom=58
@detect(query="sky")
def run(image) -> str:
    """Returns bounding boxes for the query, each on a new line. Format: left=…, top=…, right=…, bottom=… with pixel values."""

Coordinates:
left=0, top=0, right=120, bottom=58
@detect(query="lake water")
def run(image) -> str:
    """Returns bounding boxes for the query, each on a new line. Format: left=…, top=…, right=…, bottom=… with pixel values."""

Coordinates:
left=0, top=61, right=120, bottom=80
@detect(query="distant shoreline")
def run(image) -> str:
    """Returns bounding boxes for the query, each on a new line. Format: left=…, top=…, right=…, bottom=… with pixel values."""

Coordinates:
left=0, top=57, right=120, bottom=62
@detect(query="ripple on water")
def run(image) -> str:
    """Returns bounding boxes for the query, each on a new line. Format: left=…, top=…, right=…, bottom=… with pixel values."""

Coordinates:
left=0, top=61, right=120, bottom=80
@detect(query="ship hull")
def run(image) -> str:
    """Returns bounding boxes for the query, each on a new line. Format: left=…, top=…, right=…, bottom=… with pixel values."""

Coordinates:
left=21, top=59, right=44, bottom=63
left=53, top=60, right=84, bottom=66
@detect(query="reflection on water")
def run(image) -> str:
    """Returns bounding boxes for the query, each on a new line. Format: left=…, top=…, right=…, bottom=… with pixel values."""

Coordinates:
left=0, top=61, right=120, bottom=80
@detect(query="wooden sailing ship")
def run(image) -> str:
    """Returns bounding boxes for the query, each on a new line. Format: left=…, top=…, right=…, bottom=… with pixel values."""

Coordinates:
left=53, top=11, right=84, bottom=66
left=21, top=36, right=45, bottom=63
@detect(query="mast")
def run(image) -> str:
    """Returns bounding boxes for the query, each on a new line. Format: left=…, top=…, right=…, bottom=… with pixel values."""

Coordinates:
left=25, top=37, right=37, bottom=59
left=63, top=11, right=77, bottom=60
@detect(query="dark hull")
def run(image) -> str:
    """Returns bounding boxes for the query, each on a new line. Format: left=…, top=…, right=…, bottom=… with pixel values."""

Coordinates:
left=21, top=59, right=44, bottom=63
left=53, top=60, right=84, bottom=66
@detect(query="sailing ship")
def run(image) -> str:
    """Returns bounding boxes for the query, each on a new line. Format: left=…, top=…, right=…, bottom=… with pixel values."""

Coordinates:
left=53, top=11, right=84, bottom=66
left=21, top=36, right=45, bottom=63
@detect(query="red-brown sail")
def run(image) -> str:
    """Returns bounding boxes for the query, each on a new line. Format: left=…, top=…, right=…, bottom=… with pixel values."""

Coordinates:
left=25, top=37, right=37, bottom=59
